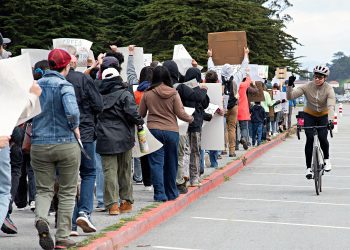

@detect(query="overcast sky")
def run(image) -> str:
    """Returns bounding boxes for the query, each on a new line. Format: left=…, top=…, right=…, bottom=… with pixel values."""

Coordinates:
left=284, top=0, right=350, bottom=70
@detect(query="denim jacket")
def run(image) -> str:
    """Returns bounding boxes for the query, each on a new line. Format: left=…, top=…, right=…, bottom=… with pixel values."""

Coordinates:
left=32, top=70, right=80, bottom=144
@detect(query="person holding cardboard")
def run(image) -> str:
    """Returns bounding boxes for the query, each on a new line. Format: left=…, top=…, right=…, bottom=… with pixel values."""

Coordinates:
left=207, top=47, right=250, bottom=156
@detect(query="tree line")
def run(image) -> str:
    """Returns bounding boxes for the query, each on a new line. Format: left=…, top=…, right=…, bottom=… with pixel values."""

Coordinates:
left=0, top=0, right=299, bottom=78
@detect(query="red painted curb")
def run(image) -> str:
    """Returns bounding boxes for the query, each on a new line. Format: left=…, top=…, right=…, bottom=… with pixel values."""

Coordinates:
left=80, top=132, right=290, bottom=250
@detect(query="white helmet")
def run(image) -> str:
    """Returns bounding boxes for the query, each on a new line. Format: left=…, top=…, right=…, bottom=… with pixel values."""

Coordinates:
left=313, top=65, right=330, bottom=76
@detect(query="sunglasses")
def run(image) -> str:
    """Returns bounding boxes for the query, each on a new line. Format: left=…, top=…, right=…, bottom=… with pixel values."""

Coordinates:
left=314, top=75, right=325, bottom=80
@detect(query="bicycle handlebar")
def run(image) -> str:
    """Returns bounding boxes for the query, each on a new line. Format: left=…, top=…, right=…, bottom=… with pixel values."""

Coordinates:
left=296, top=125, right=333, bottom=139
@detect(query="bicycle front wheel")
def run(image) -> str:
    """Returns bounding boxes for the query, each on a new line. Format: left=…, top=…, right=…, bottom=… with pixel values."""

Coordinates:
left=312, top=146, right=320, bottom=195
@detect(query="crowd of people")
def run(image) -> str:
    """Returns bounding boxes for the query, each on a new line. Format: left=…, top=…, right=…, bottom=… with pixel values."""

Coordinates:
left=0, top=32, right=300, bottom=249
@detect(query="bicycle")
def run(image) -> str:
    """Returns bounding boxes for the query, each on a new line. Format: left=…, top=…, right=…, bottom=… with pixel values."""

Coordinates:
left=296, top=114, right=333, bottom=195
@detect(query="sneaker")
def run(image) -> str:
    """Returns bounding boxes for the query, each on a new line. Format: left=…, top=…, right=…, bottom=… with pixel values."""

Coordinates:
left=119, top=201, right=132, bottom=213
left=177, top=182, right=188, bottom=194
left=69, top=231, right=79, bottom=237
left=190, top=181, right=202, bottom=187
left=95, top=206, right=107, bottom=212
left=1, top=214, right=18, bottom=234
left=144, top=186, right=153, bottom=191
left=324, top=159, right=332, bottom=172
left=221, top=151, right=227, bottom=155
left=108, top=203, right=120, bottom=215
left=55, top=239, right=76, bottom=249
left=35, top=219, right=54, bottom=250
left=29, top=201, right=36, bottom=212
left=229, top=153, right=237, bottom=157
left=76, top=212, right=96, bottom=233
left=240, top=139, right=248, bottom=150
left=305, top=168, right=313, bottom=179
left=132, top=176, right=143, bottom=185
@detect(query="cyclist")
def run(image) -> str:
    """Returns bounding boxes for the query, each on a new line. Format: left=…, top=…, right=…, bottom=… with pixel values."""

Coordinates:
left=287, top=65, right=335, bottom=179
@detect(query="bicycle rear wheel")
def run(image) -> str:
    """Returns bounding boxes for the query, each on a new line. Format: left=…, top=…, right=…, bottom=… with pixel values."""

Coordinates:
left=312, top=146, right=320, bottom=195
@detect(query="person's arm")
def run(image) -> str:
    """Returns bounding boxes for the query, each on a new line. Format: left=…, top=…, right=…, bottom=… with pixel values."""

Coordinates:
left=207, top=49, right=215, bottom=70
left=327, top=86, right=336, bottom=121
left=138, top=93, right=148, bottom=118
left=123, top=93, right=144, bottom=126
left=286, top=85, right=305, bottom=100
left=85, top=76, right=104, bottom=115
left=61, top=83, right=80, bottom=130
left=174, top=93, right=194, bottom=123
left=233, top=47, right=250, bottom=86
left=127, top=45, right=138, bottom=86
left=0, top=136, right=11, bottom=149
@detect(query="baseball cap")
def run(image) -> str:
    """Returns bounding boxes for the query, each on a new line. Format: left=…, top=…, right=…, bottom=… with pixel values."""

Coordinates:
left=102, top=68, right=120, bottom=79
left=48, top=49, right=72, bottom=69
left=0, top=33, right=11, bottom=46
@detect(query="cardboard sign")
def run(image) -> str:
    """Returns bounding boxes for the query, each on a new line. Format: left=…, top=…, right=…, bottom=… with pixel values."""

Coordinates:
left=248, top=81, right=265, bottom=102
left=117, top=47, right=144, bottom=81
left=53, top=38, right=93, bottom=68
left=275, top=67, right=287, bottom=79
left=208, top=31, right=247, bottom=65
left=201, top=83, right=225, bottom=150
left=21, top=49, right=50, bottom=67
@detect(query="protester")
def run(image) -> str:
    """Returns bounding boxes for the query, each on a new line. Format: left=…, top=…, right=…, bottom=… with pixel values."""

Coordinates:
left=250, top=102, right=266, bottom=146
left=96, top=57, right=144, bottom=216
left=31, top=48, right=81, bottom=249
left=66, top=54, right=103, bottom=235
left=0, top=32, right=11, bottom=59
left=139, top=66, right=193, bottom=201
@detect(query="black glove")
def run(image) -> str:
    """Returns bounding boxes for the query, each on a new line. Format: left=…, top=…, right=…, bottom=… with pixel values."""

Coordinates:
left=328, top=120, right=334, bottom=130
left=281, top=99, right=286, bottom=103
left=273, top=100, right=281, bottom=106
left=288, top=75, right=296, bottom=87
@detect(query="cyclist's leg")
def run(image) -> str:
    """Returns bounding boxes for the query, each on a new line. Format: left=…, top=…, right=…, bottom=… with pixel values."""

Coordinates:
left=317, top=115, right=329, bottom=159
left=304, top=113, right=317, bottom=169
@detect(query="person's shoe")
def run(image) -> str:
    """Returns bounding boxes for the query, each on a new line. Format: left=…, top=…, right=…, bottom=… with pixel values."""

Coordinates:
left=190, top=181, right=202, bottom=187
left=221, top=151, right=227, bottom=155
left=76, top=212, right=97, bottom=233
left=54, top=238, right=76, bottom=249
left=119, top=201, right=132, bottom=213
left=29, top=201, right=36, bottom=212
left=217, top=154, right=222, bottom=159
left=35, top=219, right=54, bottom=250
left=144, top=186, right=153, bottom=191
left=1, top=214, right=18, bottom=234
left=240, top=139, right=248, bottom=150
left=95, top=205, right=107, bottom=212
left=132, top=176, right=143, bottom=185
left=229, top=152, right=237, bottom=157
left=177, top=182, right=188, bottom=194
left=108, top=203, right=120, bottom=215
left=69, top=231, right=79, bottom=237
left=305, top=168, right=313, bottom=179
left=324, top=159, right=332, bottom=172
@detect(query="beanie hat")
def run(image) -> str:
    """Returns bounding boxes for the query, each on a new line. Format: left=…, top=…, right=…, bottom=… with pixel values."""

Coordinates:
left=48, top=49, right=71, bottom=70
left=101, top=56, right=119, bottom=68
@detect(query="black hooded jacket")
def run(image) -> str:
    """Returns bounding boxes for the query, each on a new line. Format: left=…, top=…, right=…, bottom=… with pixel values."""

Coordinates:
left=66, top=69, right=103, bottom=142
left=96, top=76, right=144, bottom=154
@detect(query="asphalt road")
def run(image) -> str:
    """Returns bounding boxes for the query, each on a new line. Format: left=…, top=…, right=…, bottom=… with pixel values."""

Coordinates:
left=126, top=106, right=350, bottom=250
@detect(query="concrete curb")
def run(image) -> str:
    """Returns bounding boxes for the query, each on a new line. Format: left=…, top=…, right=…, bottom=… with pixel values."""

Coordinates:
left=80, top=132, right=290, bottom=250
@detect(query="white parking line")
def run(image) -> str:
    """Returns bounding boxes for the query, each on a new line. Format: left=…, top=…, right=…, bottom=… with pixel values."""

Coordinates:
left=257, top=163, right=350, bottom=168
left=237, top=183, right=350, bottom=190
left=217, top=197, right=350, bottom=206
left=152, top=246, right=203, bottom=250
left=192, top=217, right=350, bottom=230
left=252, top=172, right=350, bottom=178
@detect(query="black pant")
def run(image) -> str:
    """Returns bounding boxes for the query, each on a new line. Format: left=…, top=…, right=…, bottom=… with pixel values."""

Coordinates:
left=304, top=113, right=329, bottom=168
left=140, top=155, right=152, bottom=187
left=9, top=145, right=23, bottom=213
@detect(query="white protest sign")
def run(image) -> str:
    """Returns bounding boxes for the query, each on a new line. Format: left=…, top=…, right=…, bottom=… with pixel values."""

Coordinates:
left=143, top=53, right=152, bottom=67
left=53, top=38, right=93, bottom=69
left=21, top=49, right=50, bottom=67
left=173, top=44, right=193, bottom=76
left=212, top=64, right=241, bottom=83
left=118, top=47, right=144, bottom=81
left=280, top=92, right=288, bottom=114
left=273, top=89, right=281, bottom=112
left=132, top=125, right=163, bottom=158
left=249, top=64, right=264, bottom=81
left=0, top=54, right=34, bottom=134
left=258, top=65, right=269, bottom=79
left=201, top=83, right=225, bottom=150
left=178, top=107, right=195, bottom=135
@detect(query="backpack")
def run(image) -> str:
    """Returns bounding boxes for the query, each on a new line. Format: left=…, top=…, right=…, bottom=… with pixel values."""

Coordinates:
left=222, top=76, right=237, bottom=109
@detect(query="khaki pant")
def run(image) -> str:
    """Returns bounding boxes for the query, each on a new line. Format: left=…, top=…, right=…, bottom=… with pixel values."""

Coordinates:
left=226, top=105, right=238, bottom=155
left=176, top=134, right=190, bottom=185
left=188, top=132, right=201, bottom=184
left=31, top=143, right=80, bottom=241
left=101, top=150, right=133, bottom=209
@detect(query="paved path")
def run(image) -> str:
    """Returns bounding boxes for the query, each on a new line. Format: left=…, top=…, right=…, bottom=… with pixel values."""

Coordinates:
left=126, top=106, right=350, bottom=250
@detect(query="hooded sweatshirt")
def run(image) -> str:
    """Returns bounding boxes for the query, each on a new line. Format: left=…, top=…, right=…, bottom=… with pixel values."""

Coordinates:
left=139, top=83, right=193, bottom=132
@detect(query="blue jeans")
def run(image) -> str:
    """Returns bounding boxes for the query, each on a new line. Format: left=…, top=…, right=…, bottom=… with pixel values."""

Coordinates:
left=252, top=122, right=263, bottom=146
left=72, top=142, right=96, bottom=228
left=0, top=146, right=11, bottom=226
left=209, top=151, right=219, bottom=168
left=200, top=149, right=205, bottom=174
left=133, top=157, right=142, bottom=182
left=239, top=120, right=249, bottom=143
left=95, top=152, right=104, bottom=208
left=148, top=129, right=179, bottom=201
